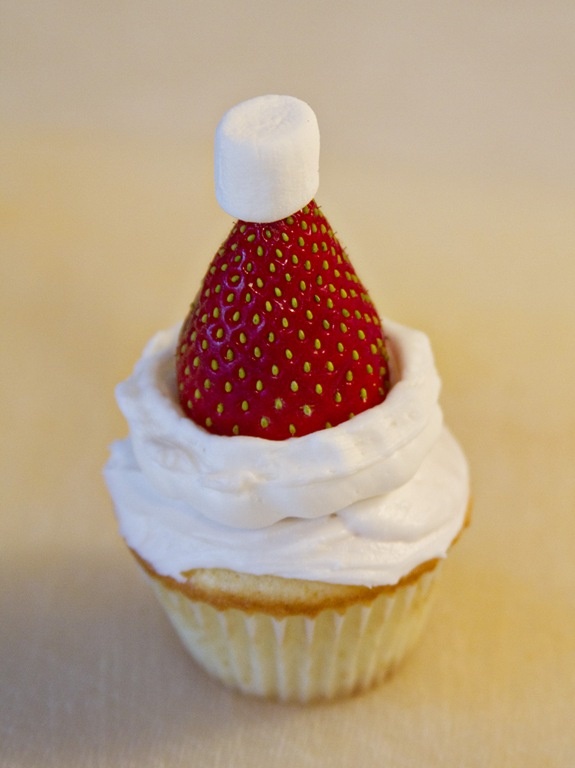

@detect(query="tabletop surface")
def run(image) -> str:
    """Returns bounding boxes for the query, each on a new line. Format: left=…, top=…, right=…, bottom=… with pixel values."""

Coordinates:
left=2, top=3, right=575, bottom=766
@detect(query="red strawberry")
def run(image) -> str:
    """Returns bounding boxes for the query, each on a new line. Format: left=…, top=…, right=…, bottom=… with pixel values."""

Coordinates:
left=176, top=201, right=391, bottom=440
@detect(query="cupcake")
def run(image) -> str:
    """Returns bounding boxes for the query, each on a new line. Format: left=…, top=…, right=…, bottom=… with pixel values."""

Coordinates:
left=105, top=95, right=470, bottom=703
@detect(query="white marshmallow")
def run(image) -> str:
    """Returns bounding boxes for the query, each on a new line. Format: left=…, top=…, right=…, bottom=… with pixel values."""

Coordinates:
left=214, top=95, right=320, bottom=223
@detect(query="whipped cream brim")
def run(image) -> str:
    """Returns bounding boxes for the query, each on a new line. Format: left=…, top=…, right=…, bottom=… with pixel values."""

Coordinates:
left=114, top=319, right=444, bottom=529
left=105, top=427, right=468, bottom=587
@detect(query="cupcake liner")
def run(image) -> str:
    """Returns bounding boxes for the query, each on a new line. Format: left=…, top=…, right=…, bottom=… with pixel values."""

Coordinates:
left=144, top=564, right=442, bottom=703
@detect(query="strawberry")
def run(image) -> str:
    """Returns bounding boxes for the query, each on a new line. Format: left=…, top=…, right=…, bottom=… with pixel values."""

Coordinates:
left=176, top=200, right=391, bottom=440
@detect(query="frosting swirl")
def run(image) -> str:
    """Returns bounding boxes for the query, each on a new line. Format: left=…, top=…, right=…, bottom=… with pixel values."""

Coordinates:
left=115, top=319, right=444, bottom=529
left=105, top=318, right=469, bottom=587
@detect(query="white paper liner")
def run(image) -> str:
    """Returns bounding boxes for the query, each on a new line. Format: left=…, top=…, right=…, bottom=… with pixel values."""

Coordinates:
left=145, top=565, right=442, bottom=703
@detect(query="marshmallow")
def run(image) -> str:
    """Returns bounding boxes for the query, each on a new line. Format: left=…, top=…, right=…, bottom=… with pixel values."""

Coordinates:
left=214, top=95, right=320, bottom=223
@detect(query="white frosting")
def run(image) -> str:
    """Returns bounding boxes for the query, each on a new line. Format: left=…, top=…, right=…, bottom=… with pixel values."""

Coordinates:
left=104, top=319, right=470, bottom=587
left=214, top=95, right=320, bottom=222
left=115, top=320, right=444, bottom=529
left=105, top=428, right=468, bottom=587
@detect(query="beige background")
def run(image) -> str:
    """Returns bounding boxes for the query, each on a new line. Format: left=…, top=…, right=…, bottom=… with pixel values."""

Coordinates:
left=2, top=2, right=574, bottom=766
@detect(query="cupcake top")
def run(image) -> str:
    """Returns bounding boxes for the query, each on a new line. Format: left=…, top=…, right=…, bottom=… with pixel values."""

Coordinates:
left=105, top=95, right=470, bottom=587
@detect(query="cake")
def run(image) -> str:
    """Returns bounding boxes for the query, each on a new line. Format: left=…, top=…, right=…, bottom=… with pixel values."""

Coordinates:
left=105, top=94, right=470, bottom=703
